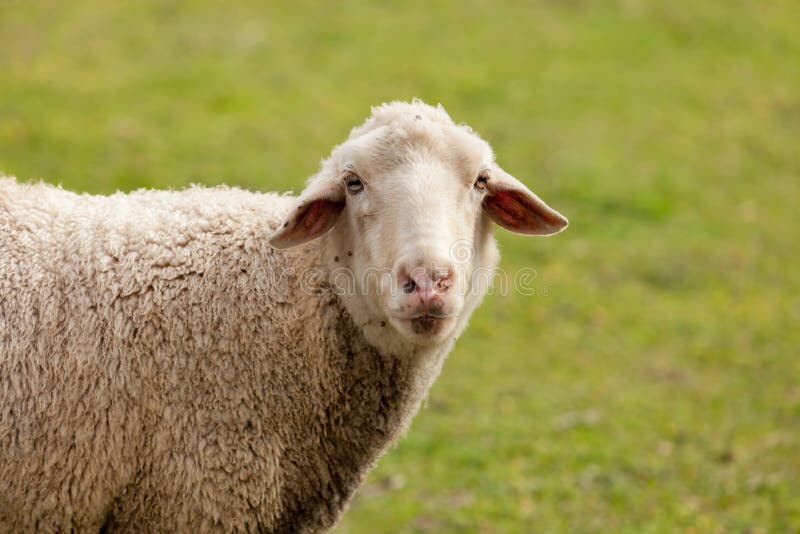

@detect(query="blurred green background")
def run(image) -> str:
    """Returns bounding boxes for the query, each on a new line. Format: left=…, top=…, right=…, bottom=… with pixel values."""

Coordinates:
left=2, top=1, right=798, bottom=532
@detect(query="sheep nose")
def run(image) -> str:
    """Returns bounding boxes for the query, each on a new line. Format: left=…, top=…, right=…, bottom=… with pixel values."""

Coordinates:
left=398, top=264, right=454, bottom=304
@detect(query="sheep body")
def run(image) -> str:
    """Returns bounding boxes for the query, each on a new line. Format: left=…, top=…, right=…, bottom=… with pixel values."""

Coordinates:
left=0, top=178, right=444, bottom=532
left=0, top=99, right=569, bottom=532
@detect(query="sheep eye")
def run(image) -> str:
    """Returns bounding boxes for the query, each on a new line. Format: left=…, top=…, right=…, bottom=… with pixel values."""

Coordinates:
left=474, top=173, right=489, bottom=191
left=345, top=175, right=364, bottom=195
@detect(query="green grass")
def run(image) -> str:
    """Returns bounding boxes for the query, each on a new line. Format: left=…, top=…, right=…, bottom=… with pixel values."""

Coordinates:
left=2, top=1, right=799, bottom=531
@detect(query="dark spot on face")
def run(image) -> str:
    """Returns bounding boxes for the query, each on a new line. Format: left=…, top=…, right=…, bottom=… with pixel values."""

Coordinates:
left=245, top=420, right=254, bottom=431
left=380, top=321, right=386, bottom=327
left=283, top=222, right=289, bottom=227
left=347, top=251, right=353, bottom=256
left=240, top=269, right=247, bottom=274
left=334, top=256, right=339, bottom=262
left=415, top=114, right=422, bottom=120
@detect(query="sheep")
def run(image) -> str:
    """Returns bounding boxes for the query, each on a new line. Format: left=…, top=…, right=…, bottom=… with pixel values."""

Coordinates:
left=0, top=100, right=567, bottom=533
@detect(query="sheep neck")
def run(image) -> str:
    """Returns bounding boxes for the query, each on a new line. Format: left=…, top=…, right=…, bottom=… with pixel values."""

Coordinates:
left=314, top=231, right=456, bottom=439
left=281, top=297, right=453, bottom=531
left=271, top=237, right=456, bottom=529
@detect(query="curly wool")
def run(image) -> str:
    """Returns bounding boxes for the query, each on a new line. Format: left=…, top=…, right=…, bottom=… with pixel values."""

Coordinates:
left=0, top=177, right=445, bottom=532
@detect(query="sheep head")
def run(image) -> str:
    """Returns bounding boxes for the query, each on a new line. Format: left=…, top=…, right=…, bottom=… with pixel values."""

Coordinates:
left=271, top=100, right=567, bottom=349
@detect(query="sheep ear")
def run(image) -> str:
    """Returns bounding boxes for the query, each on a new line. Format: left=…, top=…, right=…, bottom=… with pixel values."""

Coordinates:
left=482, top=168, right=568, bottom=236
left=270, top=181, right=345, bottom=249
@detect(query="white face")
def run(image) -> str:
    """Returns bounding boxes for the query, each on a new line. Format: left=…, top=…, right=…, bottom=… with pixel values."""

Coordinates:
left=332, top=124, right=495, bottom=344
left=271, top=102, right=568, bottom=347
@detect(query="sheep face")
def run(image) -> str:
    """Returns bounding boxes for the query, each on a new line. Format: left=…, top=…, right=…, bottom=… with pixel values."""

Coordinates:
left=271, top=101, right=567, bottom=347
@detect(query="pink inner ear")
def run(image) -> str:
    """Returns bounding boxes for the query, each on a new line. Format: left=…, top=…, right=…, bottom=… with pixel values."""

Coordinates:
left=483, top=190, right=566, bottom=235
left=272, top=199, right=344, bottom=247
left=297, top=200, right=342, bottom=236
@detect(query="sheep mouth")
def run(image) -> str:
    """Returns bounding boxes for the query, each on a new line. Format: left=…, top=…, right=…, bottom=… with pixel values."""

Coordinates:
left=388, top=310, right=456, bottom=341
left=403, top=307, right=452, bottom=320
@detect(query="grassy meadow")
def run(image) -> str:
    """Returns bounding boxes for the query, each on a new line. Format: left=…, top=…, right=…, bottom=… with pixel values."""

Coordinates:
left=1, top=1, right=799, bottom=531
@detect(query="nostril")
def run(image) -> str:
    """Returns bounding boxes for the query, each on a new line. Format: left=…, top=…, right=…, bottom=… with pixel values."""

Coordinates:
left=431, top=269, right=454, bottom=294
left=402, top=279, right=417, bottom=294
left=435, top=274, right=453, bottom=294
